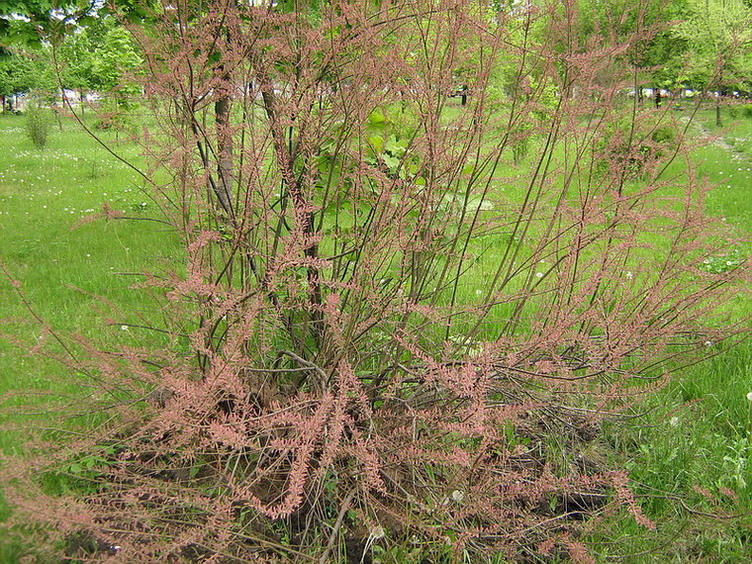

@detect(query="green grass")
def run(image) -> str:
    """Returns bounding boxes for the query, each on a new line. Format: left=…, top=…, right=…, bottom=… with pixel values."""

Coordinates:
left=0, top=115, right=180, bottom=560
left=692, top=108, right=752, bottom=231
left=584, top=106, right=752, bottom=561
left=0, top=104, right=750, bottom=561
left=0, top=116, right=180, bottom=415
left=587, top=341, right=752, bottom=562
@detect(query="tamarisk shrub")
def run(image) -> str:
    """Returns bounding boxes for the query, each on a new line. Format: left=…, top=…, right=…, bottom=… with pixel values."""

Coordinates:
left=2, top=0, right=748, bottom=561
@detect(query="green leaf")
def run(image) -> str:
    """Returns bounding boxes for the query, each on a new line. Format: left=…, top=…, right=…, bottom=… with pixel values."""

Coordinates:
left=368, top=135, right=384, bottom=154
left=368, top=109, right=386, bottom=125
left=382, top=154, right=400, bottom=171
left=207, top=51, right=222, bottom=65
left=385, top=135, right=407, bottom=157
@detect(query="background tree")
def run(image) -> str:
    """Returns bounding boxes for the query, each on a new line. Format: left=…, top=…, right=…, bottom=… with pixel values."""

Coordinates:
left=572, top=0, right=690, bottom=105
left=0, top=50, right=34, bottom=112
left=86, top=19, right=142, bottom=110
left=673, top=0, right=752, bottom=125
left=56, top=28, right=96, bottom=115
left=0, top=46, right=58, bottom=112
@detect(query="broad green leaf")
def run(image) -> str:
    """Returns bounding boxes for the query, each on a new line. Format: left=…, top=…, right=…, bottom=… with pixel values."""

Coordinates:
left=368, top=135, right=384, bottom=154
left=368, top=109, right=386, bottom=125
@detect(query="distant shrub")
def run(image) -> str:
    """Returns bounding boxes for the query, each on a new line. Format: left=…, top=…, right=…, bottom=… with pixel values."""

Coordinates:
left=651, top=124, right=678, bottom=146
left=92, top=110, right=130, bottom=133
left=727, top=103, right=752, bottom=119
left=24, top=105, right=53, bottom=149
left=595, top=116, right=680, bottom=179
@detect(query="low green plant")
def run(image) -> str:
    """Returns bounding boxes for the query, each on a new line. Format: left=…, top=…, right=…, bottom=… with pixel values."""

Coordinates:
left=24, top=105, right=53, bottom=149
left=699, top=249, right=745, bottom=274
left=740, top=103, right=752, bottom=119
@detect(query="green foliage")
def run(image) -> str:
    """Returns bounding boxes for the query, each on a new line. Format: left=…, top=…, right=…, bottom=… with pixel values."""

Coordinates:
left=57, top=28, right=96, bottom=94
left=366, top=133, right=410, bottom=177
left=0, top=0, right=103, bottom=48
left=672, top=0, right=752, bottom=91
left=0, top=53, right=33, bottom=99
left=89, top=23, right=142, bottom=106
left=0, top=51, right=54, bottom=108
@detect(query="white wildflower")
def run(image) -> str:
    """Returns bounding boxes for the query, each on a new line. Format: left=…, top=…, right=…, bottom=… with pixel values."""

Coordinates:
left=669, top=416, right=679, bottom=427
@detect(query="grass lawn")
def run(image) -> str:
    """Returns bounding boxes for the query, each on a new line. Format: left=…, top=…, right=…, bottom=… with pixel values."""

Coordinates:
left=586, top=105, right=752, bottom=561
left=0, top=115, right=180, bottom=561
left=0, top=105, right=750, bottom=561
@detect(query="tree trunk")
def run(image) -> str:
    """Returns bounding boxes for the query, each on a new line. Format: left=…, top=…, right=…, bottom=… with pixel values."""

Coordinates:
left=214, top=83, right=234, bottom=217
left=715, top=94, right=722, bottom=127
